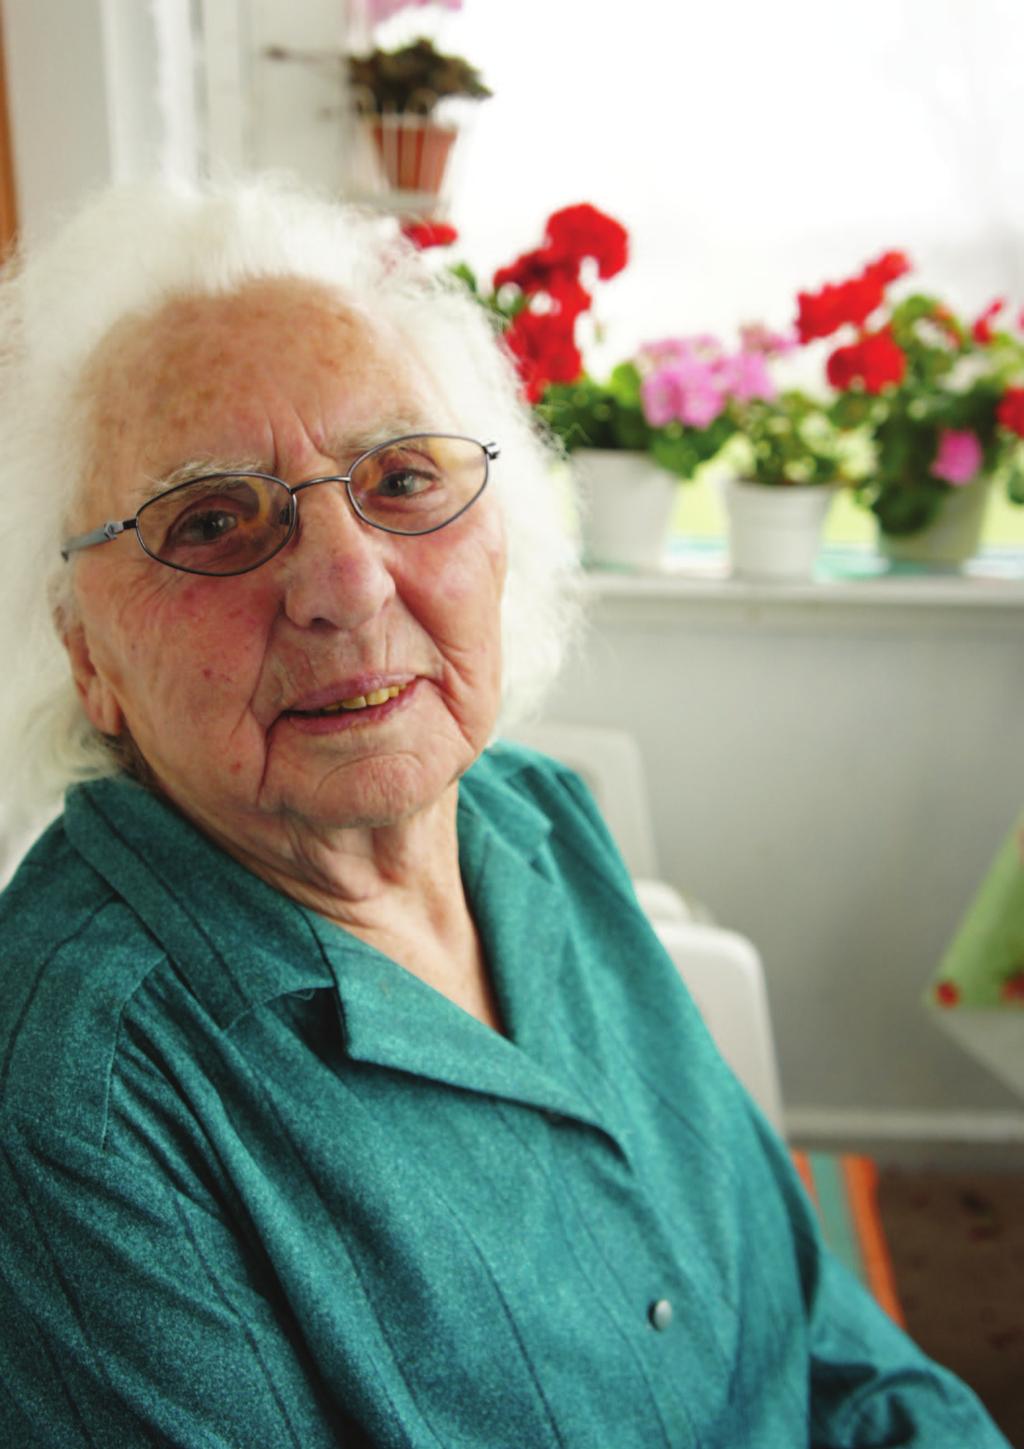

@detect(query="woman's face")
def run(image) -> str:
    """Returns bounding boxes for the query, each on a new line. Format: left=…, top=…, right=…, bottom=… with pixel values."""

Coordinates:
left=64, top=280, right=507, bottom=848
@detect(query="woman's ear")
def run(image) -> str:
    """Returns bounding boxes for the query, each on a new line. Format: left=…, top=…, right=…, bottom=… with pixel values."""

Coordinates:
left=62, top=620, right=125, bottom=737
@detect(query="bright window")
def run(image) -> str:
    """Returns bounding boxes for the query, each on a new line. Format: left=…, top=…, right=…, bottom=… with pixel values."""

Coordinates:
left=433, top=0, right=1024, bottom=551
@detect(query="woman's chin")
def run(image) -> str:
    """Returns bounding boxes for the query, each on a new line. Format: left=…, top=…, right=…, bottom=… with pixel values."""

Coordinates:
left=260, top=748, right=462, bottom=836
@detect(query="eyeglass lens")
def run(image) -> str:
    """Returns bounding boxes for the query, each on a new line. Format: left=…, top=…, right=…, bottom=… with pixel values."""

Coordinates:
left=135, top=435, right=488, bottom=576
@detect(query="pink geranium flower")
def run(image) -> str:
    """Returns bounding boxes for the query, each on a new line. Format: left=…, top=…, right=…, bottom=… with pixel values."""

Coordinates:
left=639, top=353, right=727, bottom=429
left=677, top=377, right=727, bottom=428
left=930, top=428, right=983, bottom=486
left=718, top=350, right=777, bottom=403
left=637, top=334, right=780, bottom=429
left=639, top=369, right=683, bottom=428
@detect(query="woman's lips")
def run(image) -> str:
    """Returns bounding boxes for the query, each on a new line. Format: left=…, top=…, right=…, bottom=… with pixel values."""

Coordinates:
left=278, top=677, right=419, bottom=734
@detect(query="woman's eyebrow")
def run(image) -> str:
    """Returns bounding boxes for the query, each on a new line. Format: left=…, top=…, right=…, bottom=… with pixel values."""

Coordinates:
left=139, top=457, right=270, bottom=501
left=323, top=417, right=437, bottom=461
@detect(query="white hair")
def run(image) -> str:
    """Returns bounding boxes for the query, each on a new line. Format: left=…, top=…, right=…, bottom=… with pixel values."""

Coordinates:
left=0, top=176, right=580, bottom=826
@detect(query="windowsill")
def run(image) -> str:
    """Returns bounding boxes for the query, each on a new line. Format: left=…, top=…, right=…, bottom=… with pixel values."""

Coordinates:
left=580, top=540, right=1024, bottom=611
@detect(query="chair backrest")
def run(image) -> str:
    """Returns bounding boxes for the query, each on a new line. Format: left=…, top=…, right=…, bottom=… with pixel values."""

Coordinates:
left=506, top=722, right=660, bottom=879
left=653, top=919, right=785, bottom=1132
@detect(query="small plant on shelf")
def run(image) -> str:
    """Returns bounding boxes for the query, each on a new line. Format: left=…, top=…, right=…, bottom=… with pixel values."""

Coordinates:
left=348, top=36, right=491, bottom=117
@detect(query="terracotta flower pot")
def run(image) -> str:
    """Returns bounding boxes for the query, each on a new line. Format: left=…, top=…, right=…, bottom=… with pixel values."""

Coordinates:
left=369, top=118, right=457, bottom=196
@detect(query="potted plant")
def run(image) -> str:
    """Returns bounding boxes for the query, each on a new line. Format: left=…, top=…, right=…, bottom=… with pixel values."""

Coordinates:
left=701, top=330, right=870, bottom=583
left=796, top=251, right=1024, bottom=567
left=348, top=36, right=492, bottom=198
left=538, top=363, right=708, bottom=569
left=446, top=203, right=686, bottom=567
left=719, top=395, right=857, bottom=583
left=616, top=329, right=854, bottom=581
left=476, top=204, right=680, bottom=567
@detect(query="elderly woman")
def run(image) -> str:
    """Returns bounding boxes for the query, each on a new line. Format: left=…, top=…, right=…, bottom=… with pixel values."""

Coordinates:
left=0, top=180, right=1008, bottom=1449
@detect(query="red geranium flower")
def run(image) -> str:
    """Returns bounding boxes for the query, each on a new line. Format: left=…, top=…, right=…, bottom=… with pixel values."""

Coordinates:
left=972, top=297, right=1005, bottom=344
left=826, top=326, right=907, bottom=393
left=504, top=309, right=582, bottom=403
left=492, top=250, right=591, bottom=319
left=493, top=245, right=570, bottom=295
left=491, top=201, right=628, bottom=400
left=796, top=250, right=911, bottom=344
left=545, top=270, right=592, bottom=320
left=544, top=203, right=629, bottom=279
left=996, top=386, right=1024, bottom=437
left=401, top=220, right=459, bottom=250
left=862, top=250, right=911, bottom=287
left=796, top=275, right=883, bottom=343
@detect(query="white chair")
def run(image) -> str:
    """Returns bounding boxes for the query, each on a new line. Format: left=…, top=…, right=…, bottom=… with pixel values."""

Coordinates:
left=509, top=721, right=661, bottom=877
left=653, top=919, right=785, bottom=1132
left=507, top=721, right=697, bottom=922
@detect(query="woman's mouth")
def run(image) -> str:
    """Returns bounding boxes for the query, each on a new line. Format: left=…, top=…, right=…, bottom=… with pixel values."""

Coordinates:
left=280, top=678, right=418, bottom=732
left=297, top=683, right=407, bottom=716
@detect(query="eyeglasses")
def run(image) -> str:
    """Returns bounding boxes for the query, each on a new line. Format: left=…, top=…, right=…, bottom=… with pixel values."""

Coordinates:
left=61, top=433, right=499, bottom=578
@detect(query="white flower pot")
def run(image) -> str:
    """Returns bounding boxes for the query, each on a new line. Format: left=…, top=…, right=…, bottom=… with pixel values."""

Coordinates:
left=722, top=479, right=835, bottom=583
left=878, top=477, right=991, bottom=569
left=573, top=448, right=677, bottom=570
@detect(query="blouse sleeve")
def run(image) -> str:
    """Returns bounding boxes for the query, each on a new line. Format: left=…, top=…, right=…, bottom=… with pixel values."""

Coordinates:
left=748, top=1111, right=1011, bottom=1448
left=0, top=1113, right=351, bottom=1449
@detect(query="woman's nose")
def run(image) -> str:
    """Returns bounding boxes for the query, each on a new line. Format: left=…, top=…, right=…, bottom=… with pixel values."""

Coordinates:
left=278, top=482, right=396, bottom=631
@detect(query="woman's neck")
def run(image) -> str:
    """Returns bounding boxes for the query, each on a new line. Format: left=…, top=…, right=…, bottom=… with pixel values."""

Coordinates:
left=186, top=782, right=504, bottom=1032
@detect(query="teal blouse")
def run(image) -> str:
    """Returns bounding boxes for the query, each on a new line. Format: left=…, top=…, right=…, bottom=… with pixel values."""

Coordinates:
left=0, top=744, right=1008, bottom=1447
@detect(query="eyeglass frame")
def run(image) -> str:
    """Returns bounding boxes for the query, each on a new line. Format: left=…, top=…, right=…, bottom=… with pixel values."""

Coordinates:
left=60, top=432, right=500, bottom=578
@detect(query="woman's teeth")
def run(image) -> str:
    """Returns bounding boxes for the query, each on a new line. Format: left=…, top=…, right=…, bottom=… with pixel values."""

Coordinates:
left=314, top=684, right=406, bottom=715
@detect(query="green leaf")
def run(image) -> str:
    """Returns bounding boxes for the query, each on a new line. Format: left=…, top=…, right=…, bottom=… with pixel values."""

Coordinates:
left=650, top=432, right=701, bottom=478
left=607, top=361, right=643, bottom=407
left=1003, top=448, right=1024, bottom=505
left=448, top=261, right=479, bottom=296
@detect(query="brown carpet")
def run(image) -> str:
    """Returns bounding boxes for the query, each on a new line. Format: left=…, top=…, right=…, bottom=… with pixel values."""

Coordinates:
left=877, top=1168, right=1024, bottom=1447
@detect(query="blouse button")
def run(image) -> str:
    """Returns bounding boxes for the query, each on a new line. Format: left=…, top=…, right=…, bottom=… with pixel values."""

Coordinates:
left=648, top=1298, right=673, bottom=1331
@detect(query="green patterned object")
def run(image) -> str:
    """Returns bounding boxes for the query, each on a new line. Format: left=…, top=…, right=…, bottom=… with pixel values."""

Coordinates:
left=931, top=815, right=1024, bottom=1009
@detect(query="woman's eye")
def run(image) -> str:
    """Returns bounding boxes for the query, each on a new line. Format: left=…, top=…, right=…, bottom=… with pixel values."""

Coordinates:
left=171, top=508, right=241, bottom=544
left=375, top=468, right=433, bottom=498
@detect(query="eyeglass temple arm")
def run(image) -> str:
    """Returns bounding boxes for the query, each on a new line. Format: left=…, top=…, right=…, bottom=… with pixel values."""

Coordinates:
left=61, top=518, right=137, bottom=561
left=484, top=443, right=500, bottom=460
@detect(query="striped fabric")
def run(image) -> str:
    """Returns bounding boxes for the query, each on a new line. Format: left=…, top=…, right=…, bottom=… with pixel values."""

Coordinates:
left=793, top=1151, right=905, bottom=1326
